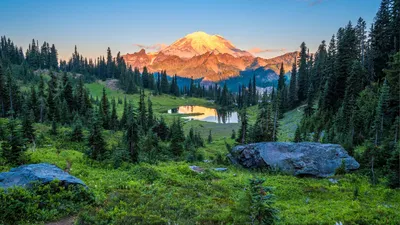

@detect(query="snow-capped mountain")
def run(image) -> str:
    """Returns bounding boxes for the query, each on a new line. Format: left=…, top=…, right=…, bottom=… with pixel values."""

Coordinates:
left=160, top=31, right=253, bottom=58
left=122, top=31, right=297, bottom=82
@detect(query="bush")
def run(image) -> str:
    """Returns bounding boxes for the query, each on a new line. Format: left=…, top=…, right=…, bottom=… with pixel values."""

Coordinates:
left=335, top=160, right=347, bottom=175
left=132, top=165, right=160, bottom=183
left=248, top=178, right=278, bottom=225
left=0, top=180, right=94, bottom=224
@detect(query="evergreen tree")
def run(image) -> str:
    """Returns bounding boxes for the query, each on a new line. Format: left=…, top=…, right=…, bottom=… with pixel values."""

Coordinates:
left=169, top=118, right=185, bottom=156
left=297, top=42, right=309, bottom=102
left=47, top=72, right=58, bottom=121
left=208, top=130, right=213, bottom=144
left=147, top=96, right=154, bottom=129
left=152, top=117, right=169, bottom=141
left=22, top=108, right=35, bottom=143
left=62, top=72, right=74, bottom=113
left=288, top=60, right=298, bottom=109
left=126, top=110, right=139, bottom=163
left=161, top=70, right=169, bottom=94
left=51, top=119, right=58, bottom=135
left=100, top=88, right=110, bottom=129
left=2, top=119, right=25, bottom=164
left=71, top=114, right=84, bottom=142
left=237, top=108, right=249, bottom=144
left=138, top=89, right=147, bottom=131
left=0, top=63, right=7, bottom=117
left=88, top=111, right=107, bottom=160
left=370, top=0, right=393, bottom=81
left=294, top=126, right=302, bottom=142
left=110, top=98, right=118, bottom=131
left=231, top=129, right=236, bottom=140
left=374, top=79, right=390, bottom=145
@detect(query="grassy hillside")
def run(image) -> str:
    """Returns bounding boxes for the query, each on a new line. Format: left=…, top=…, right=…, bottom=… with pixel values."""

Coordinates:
left=21, top=134, right=400, bottom=225
left=2, top=82, right=400, bottom=224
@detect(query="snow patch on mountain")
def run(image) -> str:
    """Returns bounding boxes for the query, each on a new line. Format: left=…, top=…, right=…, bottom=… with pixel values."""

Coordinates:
left=160, top=31, right=253, bottom=58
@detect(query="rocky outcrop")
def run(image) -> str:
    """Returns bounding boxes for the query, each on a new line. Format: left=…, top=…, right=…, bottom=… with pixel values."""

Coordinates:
left=0, top=163, right=86, bottom=189
left=228, top=142, right=360, bottom=177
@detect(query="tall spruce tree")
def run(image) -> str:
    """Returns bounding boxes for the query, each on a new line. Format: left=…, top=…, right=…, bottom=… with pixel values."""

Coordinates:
left=297, top=42, right=308, bottom=102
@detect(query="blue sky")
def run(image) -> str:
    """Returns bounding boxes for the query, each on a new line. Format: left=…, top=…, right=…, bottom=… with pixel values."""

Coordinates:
left=0, top=0, right=381, bottom=60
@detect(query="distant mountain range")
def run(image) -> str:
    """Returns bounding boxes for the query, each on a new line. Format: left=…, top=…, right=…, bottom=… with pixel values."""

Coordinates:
left=122, top=31, right=297, bottom=88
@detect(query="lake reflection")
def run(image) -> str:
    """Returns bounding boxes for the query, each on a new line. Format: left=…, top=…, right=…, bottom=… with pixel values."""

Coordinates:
left=168, top=106, right=238, bottom=124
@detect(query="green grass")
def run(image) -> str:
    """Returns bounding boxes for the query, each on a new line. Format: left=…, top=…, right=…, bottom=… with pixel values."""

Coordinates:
left=23, top=140, right=400, bottom=225
left=2, top=83, right=400, bottom=224
left=278, top=105, right=305, bottom=142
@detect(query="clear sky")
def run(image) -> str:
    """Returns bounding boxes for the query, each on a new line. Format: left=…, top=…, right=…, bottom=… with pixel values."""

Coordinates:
left=0, top=0, right=381, bottom=60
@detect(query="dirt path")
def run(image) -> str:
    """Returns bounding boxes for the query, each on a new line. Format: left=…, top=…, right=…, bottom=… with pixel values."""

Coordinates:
left=46, top=216, right=75, bottom=225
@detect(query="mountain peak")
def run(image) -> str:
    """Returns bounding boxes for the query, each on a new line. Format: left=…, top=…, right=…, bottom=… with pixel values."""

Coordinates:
left=160, top=31, right=252, bottom=58
left=184, top=31, right=222, bottom=39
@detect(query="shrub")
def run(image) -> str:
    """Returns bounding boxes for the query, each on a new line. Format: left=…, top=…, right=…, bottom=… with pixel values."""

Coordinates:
left=335, top=160, right=347, bottom=175
left=248, top=178, right=278, bottom=225
left=0, top=180, right=94, bottom=224
left=132, top=165, right=160, bottom=183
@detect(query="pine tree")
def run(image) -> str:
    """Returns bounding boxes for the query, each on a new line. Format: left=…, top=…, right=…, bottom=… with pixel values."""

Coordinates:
left=88, top=111, right=107, bottom=160
left=294, top=126, right=302, bottom=142
left=320, top=35, right=337, bottom=112
left=22, top=108, right=35, bottom=143
left=2, top=119, right=25, bottom=164
left=297, top=42, right=308, bottom=102
left=288, top=60, right=298, bottom=109
left=231, top=129, right=236, bottom=140
left=152, top=117, right=169, bottom=141
left=126, top=110, right=139, bottom=163
left=100, top=87, right=110, bottom=129
left=71, top=114, right=84, bottom=142
left=147, top=96, right=154, bottom=129
left=138, top=89, right=147, bottom=131
left=110, top=98, right=118, bottom=131
left=237, top=108, right=248, bottom=144
left=62, top=72, right=74, bottom=113
left=47, top=72, right=58, bottom=121
left=0, top=63, right=7, bottom=117
left=335, top=22, right=358, bottom=105
left=106, top=47, right=113, bottom=78
left=51, top=119, right=58, bottom=135
left=50, top=44, right=58, bottom=70
left=208, top=130, right=213, bottom=144
left=374, top=79, right=390, bottom=145
left=161, top=70, right=169, bottom=94
left=370, top=0, right=393, bottom=81
left=29, top=86, right=39, bottom=122
left=169, top=118, right=185, bottom=156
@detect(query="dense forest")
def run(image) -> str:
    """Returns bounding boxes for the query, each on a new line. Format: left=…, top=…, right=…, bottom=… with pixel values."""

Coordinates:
left=0, top=0, right=399, bottom=224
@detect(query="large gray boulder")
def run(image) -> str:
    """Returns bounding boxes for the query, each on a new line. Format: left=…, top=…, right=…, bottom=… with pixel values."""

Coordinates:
left=228, top=142, right=360, bottom=177
left=0, top=163, right=86, bottom=189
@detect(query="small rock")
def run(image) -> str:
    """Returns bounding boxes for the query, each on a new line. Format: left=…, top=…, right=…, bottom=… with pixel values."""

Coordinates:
left=214, top=168, right=228, bottom=172
left=189, top=165, right=204, bottom=173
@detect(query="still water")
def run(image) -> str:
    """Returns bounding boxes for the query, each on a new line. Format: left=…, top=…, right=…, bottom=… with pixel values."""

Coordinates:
left=168, top=106, right=238, bottom=124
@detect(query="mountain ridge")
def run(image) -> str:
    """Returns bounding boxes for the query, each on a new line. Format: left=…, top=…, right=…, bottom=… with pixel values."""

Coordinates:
left=123, top=31, right=297, bottom=82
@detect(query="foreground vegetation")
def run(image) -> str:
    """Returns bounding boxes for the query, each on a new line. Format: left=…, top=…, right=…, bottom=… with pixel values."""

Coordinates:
left=1, top=130, right=398, bottom=224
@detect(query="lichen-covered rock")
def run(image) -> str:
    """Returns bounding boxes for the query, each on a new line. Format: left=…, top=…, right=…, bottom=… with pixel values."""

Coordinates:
left=228, top=142, right=360, bottom=177
left=0, top=163, right=86, bottom=189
